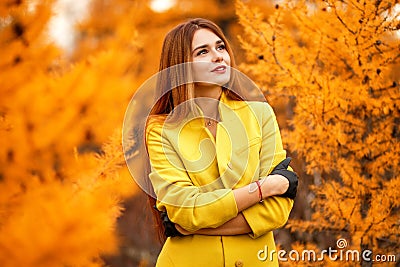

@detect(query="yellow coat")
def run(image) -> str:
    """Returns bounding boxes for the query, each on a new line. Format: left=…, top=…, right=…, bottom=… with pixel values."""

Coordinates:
left=146, top=92, right=294, bottom=266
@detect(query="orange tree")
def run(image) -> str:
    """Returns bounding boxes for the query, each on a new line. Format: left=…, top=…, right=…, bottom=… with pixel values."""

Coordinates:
left=0, top=1, right=139, bottom=266
left=236, top=0, right=399, bottom=265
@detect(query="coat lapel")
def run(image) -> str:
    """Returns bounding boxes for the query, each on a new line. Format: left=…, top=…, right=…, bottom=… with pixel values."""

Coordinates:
left=167, top=92, right=258, bottom=189
left=216, top=95, right=253, bottom=189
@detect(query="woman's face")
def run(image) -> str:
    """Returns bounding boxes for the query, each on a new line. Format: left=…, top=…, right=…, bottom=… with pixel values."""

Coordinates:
left=191, top=28, right=231, bottom=86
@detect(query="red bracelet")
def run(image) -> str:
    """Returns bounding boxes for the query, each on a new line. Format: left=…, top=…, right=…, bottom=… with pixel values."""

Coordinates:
left=255, top=180, right=263, bottom=203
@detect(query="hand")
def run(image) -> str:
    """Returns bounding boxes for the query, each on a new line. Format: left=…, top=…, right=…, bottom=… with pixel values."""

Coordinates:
left=270, top=157, right=298, bottom=199
left=263, top=174, right=289, bottom=196
left=160, top=211, right=184, bottom=237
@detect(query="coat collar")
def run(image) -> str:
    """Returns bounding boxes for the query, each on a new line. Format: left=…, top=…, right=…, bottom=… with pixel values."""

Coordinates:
left=219, top=90, right=249, bottom=111
left=185, top=91, right=248, bottom=128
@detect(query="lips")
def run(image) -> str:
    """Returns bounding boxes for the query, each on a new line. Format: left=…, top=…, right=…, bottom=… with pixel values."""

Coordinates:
left=211, top=65, right=227, bottom=72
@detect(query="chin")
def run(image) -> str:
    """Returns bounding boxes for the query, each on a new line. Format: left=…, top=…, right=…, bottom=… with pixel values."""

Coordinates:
left=213, top=76, right=230, bottom=86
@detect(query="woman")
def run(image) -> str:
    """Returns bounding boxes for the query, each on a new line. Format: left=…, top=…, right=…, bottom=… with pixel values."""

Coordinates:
left=145, top=18, right=298, bottom=266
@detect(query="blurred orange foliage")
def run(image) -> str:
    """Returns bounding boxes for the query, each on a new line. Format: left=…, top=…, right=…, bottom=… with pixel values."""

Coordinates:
left=0, top=1, right=139, bottom=266
left=237, top=0, right=399, bottom=265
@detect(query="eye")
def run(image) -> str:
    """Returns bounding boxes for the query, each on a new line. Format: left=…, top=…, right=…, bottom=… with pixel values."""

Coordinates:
left=196, top=49, right=208, bottom=56
left=217, top=44, right=226, bottom=51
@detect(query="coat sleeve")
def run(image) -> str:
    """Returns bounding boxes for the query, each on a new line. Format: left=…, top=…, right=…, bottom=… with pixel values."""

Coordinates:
left=241, top=102, right=294, bottom=238
left=146, top=121, right=239, bottom=232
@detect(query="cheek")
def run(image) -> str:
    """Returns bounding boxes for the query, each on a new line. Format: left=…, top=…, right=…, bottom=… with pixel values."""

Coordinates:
left=193, top=56, right=209, bottom=63
left=224, top=53, right=231, bottom=65
left=192, top=62, right=208, bottom=79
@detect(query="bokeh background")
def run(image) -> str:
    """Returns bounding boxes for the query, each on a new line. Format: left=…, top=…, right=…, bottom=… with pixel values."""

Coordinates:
left=0, top=0, right=399, bottom=266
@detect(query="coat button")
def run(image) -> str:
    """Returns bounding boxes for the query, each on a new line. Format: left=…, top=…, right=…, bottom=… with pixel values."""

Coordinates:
left=235, top=260, right=244, bottom=267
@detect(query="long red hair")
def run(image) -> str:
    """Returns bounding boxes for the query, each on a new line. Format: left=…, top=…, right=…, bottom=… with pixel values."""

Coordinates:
left=145, top=18, right=246, bottom=244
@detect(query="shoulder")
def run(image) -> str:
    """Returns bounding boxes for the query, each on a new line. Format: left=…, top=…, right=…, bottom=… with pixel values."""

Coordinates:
left=245, top=100, right=273, bottom=112
left=145, top=114, right=185, bottom=146
left=254, top=101, right=276, bottom=121
left=145, top=115, right=167, bottom=140
left=233, top=100, right=275, bottom=119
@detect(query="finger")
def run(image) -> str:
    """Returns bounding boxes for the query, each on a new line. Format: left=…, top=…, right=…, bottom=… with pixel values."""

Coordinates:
left=274, top=157, right=292, bottom=170
left=281, top=157, right=292, bottom=168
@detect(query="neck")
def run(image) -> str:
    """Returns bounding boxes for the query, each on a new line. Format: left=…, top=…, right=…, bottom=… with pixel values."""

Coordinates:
left=194, top=84, right=222, bottom=99
left=194, top=85, right=222, bottom=119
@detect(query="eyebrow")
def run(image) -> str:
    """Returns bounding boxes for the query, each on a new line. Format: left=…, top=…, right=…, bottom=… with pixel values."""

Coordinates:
left=192, top=40, right=224, bottom=54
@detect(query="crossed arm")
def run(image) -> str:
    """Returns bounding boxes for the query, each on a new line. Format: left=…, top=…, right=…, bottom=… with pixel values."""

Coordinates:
left=146, top=102, right=296, bottom=237
left=147, top=131, right=295, bottom=237
left=174, top=173, right=292, bottom=236
left=176, top=212, right=251, bottom=235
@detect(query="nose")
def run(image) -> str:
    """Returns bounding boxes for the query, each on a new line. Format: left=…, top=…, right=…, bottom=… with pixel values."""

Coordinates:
left=213, top=56, right=223, bottom=63
left=211, top=50, right=223, bottom=63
